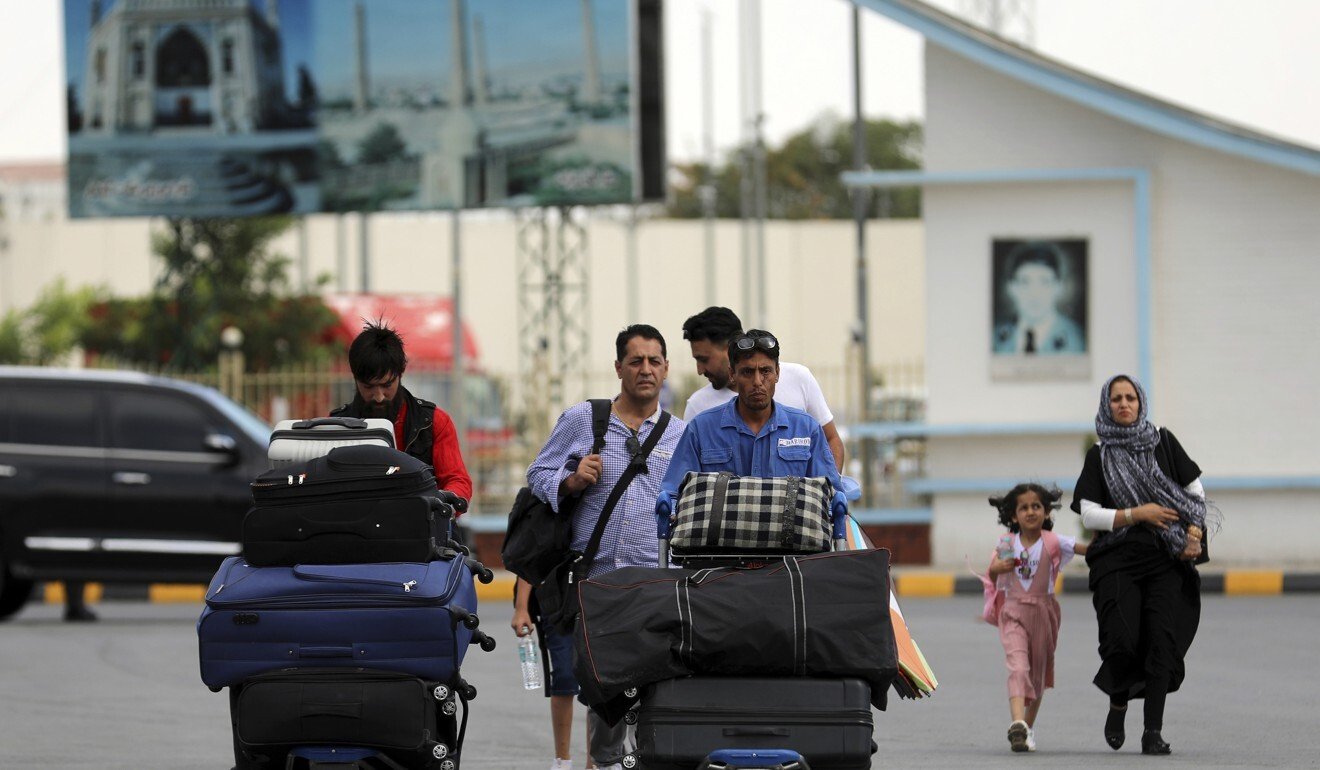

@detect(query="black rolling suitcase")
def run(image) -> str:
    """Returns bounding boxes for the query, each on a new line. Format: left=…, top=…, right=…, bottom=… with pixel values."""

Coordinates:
left=230, top=668, right=463, bottom=769
left=633, top=677, right=875, bottom=770
left=243, top=444, right=458, bottom=566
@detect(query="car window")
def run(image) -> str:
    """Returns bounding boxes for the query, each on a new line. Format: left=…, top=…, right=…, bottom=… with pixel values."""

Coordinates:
left=1, top=384, right=103, bottom=447
left=108, top=390, right=214, bottom=453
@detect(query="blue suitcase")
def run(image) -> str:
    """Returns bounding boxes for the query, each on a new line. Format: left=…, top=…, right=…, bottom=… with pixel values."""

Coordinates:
left=198, top=556, right=489, bottom=690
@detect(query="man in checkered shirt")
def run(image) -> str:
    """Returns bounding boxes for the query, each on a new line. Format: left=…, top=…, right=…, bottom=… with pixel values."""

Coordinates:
left=658, top=329, right=846, bottom=516
left=512, top=324, right=685, bottom=770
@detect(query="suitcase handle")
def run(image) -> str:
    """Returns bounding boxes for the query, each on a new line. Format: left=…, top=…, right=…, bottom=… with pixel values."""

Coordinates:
left=722, top=727, right=790, bottom=737
left=296, top=645, right=356, bottom=659
left=292, top=417, right=368, bottom=430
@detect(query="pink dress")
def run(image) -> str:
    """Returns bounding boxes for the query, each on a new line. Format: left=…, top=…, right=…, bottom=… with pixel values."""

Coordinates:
left=998, top=536, right=1063, bottom=702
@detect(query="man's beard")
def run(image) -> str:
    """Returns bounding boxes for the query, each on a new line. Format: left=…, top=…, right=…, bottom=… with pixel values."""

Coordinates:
left=364, top=391, right=401, bottom=420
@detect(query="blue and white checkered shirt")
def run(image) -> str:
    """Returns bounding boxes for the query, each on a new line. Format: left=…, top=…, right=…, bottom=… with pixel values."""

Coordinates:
left=527, top=399, right=685, bottom=578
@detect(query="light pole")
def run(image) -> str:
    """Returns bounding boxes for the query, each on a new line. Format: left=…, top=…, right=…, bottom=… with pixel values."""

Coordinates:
left=219, top=325, right=245, bottom=403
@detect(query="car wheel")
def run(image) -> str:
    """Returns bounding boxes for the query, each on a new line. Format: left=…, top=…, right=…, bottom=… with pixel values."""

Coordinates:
left=0, top=553, right=35, bottom=621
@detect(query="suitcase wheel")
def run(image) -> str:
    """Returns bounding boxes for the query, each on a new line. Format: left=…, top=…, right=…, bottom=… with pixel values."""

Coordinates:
left=476, top=566, right=494, bottom=584
left=432, top=684, right=451, bottom=701
left=429, top=742, right=449, bottom=760
left=462, top=613, right=480, bottom=631
left=623, top=709, right=638, bottom=725
left=621, top=754, right=638, bottom=769
left=439, top=760, right=456, bottom=770
left=471, top=630, right=497, bottom=652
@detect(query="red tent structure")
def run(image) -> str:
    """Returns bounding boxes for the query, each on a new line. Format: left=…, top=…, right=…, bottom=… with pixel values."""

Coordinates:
left=324, top=294, right=480, bottom=370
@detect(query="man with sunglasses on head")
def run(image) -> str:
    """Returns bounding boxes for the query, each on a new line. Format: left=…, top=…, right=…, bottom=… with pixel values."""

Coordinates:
left=659, top=329, right=846, bottom=516
left=513, top=324, right=686, bottom=770
left=680, top=306, right=845, bottom=471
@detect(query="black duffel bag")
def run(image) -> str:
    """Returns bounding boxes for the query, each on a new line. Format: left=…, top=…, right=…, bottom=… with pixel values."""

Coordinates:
left=572, top=548, right=897, bottom=715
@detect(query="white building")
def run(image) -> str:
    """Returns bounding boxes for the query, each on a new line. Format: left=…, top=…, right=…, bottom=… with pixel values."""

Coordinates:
left=852, top=0, right=1320, bottom=567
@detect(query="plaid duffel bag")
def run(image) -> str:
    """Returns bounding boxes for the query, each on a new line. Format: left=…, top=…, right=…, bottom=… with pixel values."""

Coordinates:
left=670, top=471, right=833, bottom=554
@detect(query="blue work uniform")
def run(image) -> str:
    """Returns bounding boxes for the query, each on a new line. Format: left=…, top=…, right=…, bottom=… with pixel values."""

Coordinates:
left=657, top=397, right=846, bottom=515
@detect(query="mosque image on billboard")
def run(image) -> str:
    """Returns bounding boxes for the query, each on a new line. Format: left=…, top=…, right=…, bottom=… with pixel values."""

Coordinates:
left=64, top=0, right=319, bottom=218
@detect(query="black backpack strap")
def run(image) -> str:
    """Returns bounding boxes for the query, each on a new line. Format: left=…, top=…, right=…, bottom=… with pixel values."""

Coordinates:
left=577, top=411, right=673, bottom=575
left=588, top=399, right=611, bottom=455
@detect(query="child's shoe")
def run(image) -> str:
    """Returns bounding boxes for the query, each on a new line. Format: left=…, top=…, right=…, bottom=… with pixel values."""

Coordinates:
left=1007, top=720, right=1029, bottom=752
left=550, top=759, right=572, bottom=770
left=1026, top=727, right=1037, bottom=752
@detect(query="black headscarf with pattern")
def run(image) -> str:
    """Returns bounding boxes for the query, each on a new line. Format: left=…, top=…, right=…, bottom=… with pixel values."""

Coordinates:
left=1095, top=374, right=1206, bottom=557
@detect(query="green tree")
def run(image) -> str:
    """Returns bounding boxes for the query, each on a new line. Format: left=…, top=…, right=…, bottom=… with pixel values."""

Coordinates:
left=0, top=279, right=106, bottom=365
left=357, top=123, right=409, bottom=165
left=668, top=116, right=923, bottom=220
left=80, top=217, right=339, bottom=371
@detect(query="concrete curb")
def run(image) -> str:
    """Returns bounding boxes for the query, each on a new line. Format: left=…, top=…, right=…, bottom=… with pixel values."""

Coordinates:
left=39, top=568, right=1317, bottom=605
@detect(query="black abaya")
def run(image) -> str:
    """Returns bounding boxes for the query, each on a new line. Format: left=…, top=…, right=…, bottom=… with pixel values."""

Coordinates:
left=1071, top=428, right=1202, bottom=709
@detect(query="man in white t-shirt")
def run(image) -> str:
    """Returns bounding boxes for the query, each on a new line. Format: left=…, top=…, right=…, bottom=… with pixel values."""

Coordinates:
left=679, top=306, right=845, bottom=471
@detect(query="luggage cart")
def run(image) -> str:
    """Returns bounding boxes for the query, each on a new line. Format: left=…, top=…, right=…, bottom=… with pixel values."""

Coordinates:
left=619, top=476, right=872, bottom=770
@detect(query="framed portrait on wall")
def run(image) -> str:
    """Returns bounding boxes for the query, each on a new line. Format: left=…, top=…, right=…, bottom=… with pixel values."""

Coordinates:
left=990, top=238, right=1090, bottom=381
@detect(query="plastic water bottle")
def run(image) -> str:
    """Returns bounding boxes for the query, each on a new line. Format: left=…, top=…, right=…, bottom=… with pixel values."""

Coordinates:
left=518, top=627, right=542, bottom=690
left=996, top=534, right=1015, bottom=562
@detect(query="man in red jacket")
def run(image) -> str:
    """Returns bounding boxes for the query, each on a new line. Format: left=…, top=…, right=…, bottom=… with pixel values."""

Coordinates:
left=331, top=322, right=473, bottom=506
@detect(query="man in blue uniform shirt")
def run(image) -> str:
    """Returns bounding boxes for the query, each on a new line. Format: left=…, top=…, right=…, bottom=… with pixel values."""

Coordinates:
left=659, top=329, right=846, bottom=514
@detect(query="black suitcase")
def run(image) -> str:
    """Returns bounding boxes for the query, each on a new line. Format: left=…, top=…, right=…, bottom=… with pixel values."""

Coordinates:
left=633, top=677, right=874, bottom=770
left=245, top=444, right=452, bottom=566
left=242, top=495, right=454, bottom=566
left=230, top=668, right=461, bottom=770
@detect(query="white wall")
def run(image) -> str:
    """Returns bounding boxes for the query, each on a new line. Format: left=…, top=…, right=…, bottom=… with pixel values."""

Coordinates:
left=3, top=208, right=924, bottom=416
left=921, top=43, right=1320, bottom=567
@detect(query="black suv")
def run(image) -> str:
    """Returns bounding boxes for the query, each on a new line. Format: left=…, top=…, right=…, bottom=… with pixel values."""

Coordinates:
left=0, top=367, right=271, bottom=619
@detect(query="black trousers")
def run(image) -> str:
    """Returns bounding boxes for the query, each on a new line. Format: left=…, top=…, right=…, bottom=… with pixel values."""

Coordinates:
left=1091, top=543, right=1200, bottom=728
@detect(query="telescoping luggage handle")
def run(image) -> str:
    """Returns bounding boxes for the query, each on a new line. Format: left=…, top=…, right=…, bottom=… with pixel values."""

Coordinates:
left=655, top=478, right=849, bottom=567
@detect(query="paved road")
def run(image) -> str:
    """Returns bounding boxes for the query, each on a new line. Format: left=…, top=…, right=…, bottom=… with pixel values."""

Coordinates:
left=2, top=594, right=1317, bottom=769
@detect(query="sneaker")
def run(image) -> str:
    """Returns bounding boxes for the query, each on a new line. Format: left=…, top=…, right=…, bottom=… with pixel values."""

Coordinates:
left=550, top=760, right=572, bottom=770
left=1026, top=727, right=1037, bottom=752
left=1008, top=720, right=1029, bottom=752
left=596, top=764, right=623, bottom=770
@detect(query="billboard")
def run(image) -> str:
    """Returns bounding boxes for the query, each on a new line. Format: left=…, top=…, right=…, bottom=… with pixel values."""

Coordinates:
left=63, top=0, right=664, bottom=218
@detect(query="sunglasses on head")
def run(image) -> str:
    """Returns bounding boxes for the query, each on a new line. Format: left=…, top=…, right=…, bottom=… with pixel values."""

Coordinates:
left=733, top=335, right=778, bottom=352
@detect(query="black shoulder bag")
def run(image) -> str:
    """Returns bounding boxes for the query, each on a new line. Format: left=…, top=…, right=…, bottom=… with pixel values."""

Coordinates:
left=502, top=400, right=611, bottom=586
left=536, top=410, right=673, bottom=633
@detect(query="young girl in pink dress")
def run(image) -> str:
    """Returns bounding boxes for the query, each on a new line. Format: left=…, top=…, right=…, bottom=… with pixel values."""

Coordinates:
left=985, top=483, right=1088, bottom=753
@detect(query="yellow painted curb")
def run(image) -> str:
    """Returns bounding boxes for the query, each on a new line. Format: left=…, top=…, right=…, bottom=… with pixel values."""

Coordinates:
left=150, top=584, right=208, bottom=603
left=895, top=573, right=955, bottom=597
left=476, top=576, right=515, bottom=603
left=43, top=582, right=103, bottom=604
left=1223, top=571, right=1283, bottom=595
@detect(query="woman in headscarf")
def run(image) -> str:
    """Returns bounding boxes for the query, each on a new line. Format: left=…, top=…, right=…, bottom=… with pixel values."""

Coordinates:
left=1071, top=374, right=1211, bottom=755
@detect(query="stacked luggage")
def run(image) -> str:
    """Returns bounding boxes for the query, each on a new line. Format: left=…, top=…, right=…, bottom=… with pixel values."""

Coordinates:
left=574, top=472, right=897, bottom=770
left=198, top=417, right=495, bottom=770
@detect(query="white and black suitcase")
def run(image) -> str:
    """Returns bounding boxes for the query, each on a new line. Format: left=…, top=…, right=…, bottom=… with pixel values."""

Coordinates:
left=267, top=416, right=395, bottom=467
